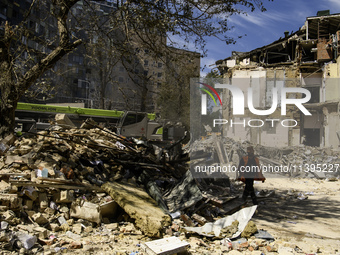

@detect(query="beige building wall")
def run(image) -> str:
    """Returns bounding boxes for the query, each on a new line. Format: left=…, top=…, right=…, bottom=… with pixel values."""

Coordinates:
left=322, top=106, right=340, bottom=148
left=324, top=58, right=340, bottom=102
left=260, top=122, right=290, bottom=147
left=222, top=68, right=295, bottom=147
left=324, top=113, right=338, bottom=148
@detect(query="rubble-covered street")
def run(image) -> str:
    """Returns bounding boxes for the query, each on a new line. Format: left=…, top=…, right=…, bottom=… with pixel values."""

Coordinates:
left=0, top=121, right=340, bottom=254
left=2, top=0, right=340, bottom=254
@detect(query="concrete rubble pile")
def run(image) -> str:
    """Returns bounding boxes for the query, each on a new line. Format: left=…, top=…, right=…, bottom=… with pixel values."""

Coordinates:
left=190, top=134, right=340, bottom=179
left=2, top=121, right=337, bottom=254
left=0, top=121, right=264, bottom=254
left=0, top=119, right=183, bottom=253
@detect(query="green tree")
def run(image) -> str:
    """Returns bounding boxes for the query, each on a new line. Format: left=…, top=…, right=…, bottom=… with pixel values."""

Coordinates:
left=158, top=50, right=200, bottom=128
left=0, top=0, right=272, bottom=137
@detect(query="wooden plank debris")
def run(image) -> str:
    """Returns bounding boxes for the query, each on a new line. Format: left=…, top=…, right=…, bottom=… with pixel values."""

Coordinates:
left=10, top=180, right=103, bottom=192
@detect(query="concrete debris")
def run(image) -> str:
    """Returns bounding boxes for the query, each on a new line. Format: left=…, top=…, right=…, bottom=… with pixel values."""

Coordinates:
left=55, top=114, right=76, bottom=128
left=190, top=135, right=340, bottom=179
left=70, top=201, right=102, bottom=224
left=1, top=122, right=338, bottom=253
left=102, top=181, right=171, bottom=237
left=241, top=220, right=258, bottom=238
left=0, top=121, right=198, bottom=252
left=254, top=229, right=275, bottom=240
left=143, top=236, right=190, bottom=255
left=183, top=205, right=257, bottom=238
left=0, top=134, right=16, bottom=156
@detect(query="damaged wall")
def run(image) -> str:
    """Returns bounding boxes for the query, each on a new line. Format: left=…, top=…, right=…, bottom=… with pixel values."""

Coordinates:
left=324, top=56, right=340, bottom=101
left=220, top=52, right=340, bottom=148
left=222, top=67, right=297, bottom=147
left=322, top=105, right=340, bottom=148
left=217, top=12, right=340, bottom=148
left=225, top=116, right=290, bottom=147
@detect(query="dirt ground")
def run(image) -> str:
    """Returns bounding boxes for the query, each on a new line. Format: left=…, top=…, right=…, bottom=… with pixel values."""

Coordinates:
left=251, top=177, right=340, bottom=255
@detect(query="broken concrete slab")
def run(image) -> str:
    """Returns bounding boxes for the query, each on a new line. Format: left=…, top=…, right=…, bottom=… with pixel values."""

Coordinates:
left=15, top=232, right=37, bottom=250
left=100, top=200, right=118, bottom=218
left=144, top=236, right=189, bottom=255
left=5, top=155, right=28, bottom=165
left=72, top=223, right=83, bottom=235
left=102, top=181, right=171, bottom=238
left=22, top=186, right=38, bottom=201
left=33, top=226, right=49, bottom=239
left=70, top=201, right=101, bottom=224
left=55, top=113, right=76, bottom=127
left=311, top=170, right=326, bottom=179
left=31, top=213, right=49, bottom=226
left=254, top=229, right=275, bottom=240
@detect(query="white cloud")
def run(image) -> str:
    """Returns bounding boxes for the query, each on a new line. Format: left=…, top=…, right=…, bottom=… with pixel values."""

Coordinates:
left=327, top=0, right=340, bottom=9
left=229, top=9, right=301, bottom=29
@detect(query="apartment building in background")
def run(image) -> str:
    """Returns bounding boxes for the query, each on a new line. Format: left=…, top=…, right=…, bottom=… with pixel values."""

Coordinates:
left=0, top=0, right=200, bottom=113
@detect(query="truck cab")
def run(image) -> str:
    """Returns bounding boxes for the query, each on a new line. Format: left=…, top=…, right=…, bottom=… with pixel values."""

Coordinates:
left=116, top=111, right=163, bottom=140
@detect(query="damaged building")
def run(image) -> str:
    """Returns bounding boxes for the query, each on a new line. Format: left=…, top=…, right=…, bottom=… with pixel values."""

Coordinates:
left=216, top=10, right=340, bottom=148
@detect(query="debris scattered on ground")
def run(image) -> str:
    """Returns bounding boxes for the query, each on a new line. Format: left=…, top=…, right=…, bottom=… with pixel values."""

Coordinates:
left=0, top=120, right=339, bottom=253
left=183, top=205, right=257, bottom=238
left=143, top=236, right=189, bottom=255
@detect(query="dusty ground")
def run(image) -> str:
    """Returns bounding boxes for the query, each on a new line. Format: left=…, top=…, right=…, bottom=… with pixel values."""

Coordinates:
left=251, top=177, right=340, bottom=255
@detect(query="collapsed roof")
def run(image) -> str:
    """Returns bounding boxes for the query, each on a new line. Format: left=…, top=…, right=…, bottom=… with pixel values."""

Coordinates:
left=216, top=11, right=340, bottom=73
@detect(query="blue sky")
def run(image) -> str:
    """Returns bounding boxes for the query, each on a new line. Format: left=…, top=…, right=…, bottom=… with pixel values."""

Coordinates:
left=200, top=0, right=340, bottom=76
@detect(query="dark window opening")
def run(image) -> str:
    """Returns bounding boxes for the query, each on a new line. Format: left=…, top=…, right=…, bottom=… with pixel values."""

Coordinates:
left=122, top=113, right=146, bottom=126
left=304, top=86, right=320, bottom=103
left=303, top=128, right=320, bottom=147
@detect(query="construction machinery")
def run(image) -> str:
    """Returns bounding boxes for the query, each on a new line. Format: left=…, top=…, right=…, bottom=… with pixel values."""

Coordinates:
left=15, top=102, right=185, bottom=142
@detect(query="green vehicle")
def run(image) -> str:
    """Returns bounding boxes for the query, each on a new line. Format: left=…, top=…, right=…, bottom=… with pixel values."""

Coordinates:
left=15, top=102, right=185, bottom=142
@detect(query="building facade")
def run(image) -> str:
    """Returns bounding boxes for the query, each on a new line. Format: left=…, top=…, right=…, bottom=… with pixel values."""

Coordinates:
left=0, top=0, right=200, bottom=114
left=216, top=10, right=340, bottom=148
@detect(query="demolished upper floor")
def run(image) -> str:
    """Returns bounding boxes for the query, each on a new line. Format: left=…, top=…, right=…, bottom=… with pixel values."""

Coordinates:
left=216, top=10, right=340, bottom=75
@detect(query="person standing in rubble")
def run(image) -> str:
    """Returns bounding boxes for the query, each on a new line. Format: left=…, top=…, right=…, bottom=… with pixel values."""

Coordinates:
left=237, top=146, right=265, bottom=205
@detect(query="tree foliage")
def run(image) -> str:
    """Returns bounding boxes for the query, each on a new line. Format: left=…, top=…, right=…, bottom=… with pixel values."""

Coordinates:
left=0, top=0, right=271, bottom=137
